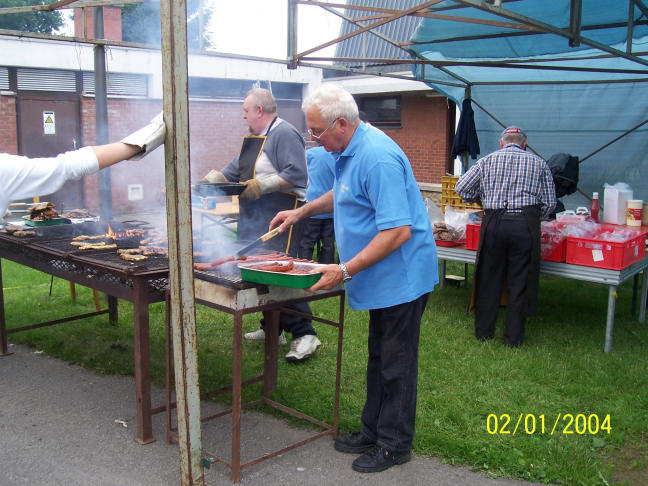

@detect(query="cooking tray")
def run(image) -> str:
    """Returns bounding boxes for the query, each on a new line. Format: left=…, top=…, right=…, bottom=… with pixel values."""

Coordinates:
left=23, top=216, right=71, bottom=227
left=238, top=261, right=324, bottom=289
left=193, top=182, right=246, bottom=197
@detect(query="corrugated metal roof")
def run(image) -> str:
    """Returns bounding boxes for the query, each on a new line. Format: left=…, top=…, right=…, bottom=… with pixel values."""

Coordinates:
left=333, top=0, right=422, bottom=70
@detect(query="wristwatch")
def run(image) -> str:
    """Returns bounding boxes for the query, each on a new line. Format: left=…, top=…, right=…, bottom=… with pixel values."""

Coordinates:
left=339, top=263, right=352, bottom=283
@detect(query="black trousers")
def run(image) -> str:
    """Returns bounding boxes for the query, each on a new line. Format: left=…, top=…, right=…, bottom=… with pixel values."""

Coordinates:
left=298, top=217, right=336, bottom=263
left=361, top=292, right=429, bottom=453
left=241, top=195, right=315, bottom=339
left=475, top=214, right=532, bottom=346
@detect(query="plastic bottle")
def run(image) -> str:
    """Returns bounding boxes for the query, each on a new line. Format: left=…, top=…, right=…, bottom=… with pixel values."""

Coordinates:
left=590, top=192, right=600, bottom=223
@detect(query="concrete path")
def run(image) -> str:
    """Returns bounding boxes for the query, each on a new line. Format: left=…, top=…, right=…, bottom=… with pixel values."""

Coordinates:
left=1, top=343, right=545, bottom=486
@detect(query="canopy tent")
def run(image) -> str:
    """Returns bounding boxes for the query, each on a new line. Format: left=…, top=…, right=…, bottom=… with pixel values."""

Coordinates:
left=289, top=0, right=648, bottom=208
left=407, top=0, right=648, bottom=207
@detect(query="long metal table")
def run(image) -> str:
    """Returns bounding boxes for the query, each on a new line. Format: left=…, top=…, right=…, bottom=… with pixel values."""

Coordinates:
left=0, top=231, right=168, bottom=444
left=436, top=245, right=648, bottom=352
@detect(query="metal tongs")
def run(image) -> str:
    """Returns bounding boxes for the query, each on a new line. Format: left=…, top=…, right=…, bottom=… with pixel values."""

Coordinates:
left=235, top=227, right=281, bottom=258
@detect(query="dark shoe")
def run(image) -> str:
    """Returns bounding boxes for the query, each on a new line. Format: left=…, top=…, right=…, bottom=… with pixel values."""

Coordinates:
left=352, top=446, right=411, bottom=473
left=334, top=432, right=375, bottom=454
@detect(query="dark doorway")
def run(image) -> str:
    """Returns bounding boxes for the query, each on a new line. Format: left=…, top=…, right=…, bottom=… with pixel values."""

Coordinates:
left=17, top=92, right=83, bottom=211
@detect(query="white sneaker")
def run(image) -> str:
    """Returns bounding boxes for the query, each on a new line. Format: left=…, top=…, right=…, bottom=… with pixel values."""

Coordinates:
left=285, top=335, right=321, bottom=362
left=244, top=328, right=287, bottom=345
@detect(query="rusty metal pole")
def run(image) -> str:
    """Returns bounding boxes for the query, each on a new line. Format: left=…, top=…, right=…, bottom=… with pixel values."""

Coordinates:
left=93, top=6, right=112, bottom=221
left=159, top=1, right=204, bottom=485
left=287, top=0, right=297, bottom=69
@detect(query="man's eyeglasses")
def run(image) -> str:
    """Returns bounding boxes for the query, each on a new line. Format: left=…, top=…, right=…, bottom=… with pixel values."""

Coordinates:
left=308, top=117, right=339, bottom=141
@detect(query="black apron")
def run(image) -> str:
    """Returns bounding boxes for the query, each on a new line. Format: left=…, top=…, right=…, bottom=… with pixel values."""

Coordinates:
left=236, top=120, right=302, bottom=256
left=470, top=205, right=542, bottom=315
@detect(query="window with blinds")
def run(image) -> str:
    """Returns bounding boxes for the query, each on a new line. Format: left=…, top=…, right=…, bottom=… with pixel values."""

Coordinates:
left=0, top=67, right=9, bottom=90
left=17, top=68, right=77, bottom=92
left=82, top=72, right=148, bottom=97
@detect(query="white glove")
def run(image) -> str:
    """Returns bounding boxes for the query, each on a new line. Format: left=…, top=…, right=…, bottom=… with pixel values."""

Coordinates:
left=120, top=112, right=166, bottom=161
left=200, top=170, right=227, bottom=183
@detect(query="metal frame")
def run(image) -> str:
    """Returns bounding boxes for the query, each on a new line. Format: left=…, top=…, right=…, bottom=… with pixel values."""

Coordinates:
left=288, top=1, right=648, bottom=85
left=0, top=237, right=168, bottom=444
left=435, top=245, right=648, bottom=353
left=165, top=283, right=345, bottom=483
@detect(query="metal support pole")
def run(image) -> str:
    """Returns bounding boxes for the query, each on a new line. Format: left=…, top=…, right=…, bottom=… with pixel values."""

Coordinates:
left=605, top=285, right=617, bottom=352
left=93, top=6, right=112, bottom=221
left=640, top=269, right=648, bottom=323
left=160, top=1, right=204, bottom=484
left=0, top=258, right=10, bottom=356
left=287, top=0, right=298, bottom=69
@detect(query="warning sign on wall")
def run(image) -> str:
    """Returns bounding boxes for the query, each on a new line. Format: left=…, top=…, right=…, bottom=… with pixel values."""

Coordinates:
left=43, top=111, right=56, bottom=135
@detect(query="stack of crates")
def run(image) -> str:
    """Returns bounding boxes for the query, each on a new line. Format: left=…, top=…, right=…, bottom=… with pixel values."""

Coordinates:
left=441, top=175, right=482, bottom=212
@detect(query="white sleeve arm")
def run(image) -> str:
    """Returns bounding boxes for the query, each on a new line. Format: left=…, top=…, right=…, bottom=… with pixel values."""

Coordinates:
left=0, top=147, right=99, bottom=204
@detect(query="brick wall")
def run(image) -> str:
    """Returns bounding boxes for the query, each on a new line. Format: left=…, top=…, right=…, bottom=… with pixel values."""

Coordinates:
left=80, top=97, right=249, bottom=215
left=4, top=92, right=450, bottom=216
left=383, top=94, right=452, bottom=185
left=0, top=94, right=17, bottom=154
left=73, top=6, right=122, bottom=40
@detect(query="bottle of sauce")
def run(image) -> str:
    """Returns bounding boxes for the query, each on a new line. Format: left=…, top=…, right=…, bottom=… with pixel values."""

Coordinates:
left=590, top=192, right=600, bottom=223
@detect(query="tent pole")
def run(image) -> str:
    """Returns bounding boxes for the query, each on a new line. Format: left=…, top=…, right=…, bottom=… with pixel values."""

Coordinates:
left=580, top=119, right=648, bottom=163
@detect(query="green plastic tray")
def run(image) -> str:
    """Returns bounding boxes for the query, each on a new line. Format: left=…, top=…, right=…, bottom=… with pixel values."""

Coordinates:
left=238, top=261, right=324, bottom=289
left=23, top=217, right=69, bottom=227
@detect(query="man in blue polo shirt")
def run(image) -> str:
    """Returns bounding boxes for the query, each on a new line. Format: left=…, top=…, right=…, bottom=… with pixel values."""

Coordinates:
left=270, top=84, right=438, bottom=473
left=299, top=146, right=336, bottom=263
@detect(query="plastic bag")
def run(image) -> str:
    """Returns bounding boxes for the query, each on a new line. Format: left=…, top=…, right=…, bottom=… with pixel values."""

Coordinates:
left=443, top=206, right=471, bottom=239
left=424, top=198, right=444, bottom=225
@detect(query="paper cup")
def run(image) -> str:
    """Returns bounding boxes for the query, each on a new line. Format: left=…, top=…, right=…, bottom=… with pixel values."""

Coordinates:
left=626, top=199, right=643, bottom=226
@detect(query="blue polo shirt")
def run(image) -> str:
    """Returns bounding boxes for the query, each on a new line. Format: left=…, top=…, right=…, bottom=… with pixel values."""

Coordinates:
left=306, top=146, right=335, bottom=219
left=332, top=122, right=438, bottom=310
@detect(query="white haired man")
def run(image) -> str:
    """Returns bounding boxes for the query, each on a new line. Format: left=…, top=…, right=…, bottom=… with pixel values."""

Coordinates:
left=201, top=88, right=320, bottom=362
left=454, top=126, right=556, bottom=347
left=270, top=85, right=438, bottom=473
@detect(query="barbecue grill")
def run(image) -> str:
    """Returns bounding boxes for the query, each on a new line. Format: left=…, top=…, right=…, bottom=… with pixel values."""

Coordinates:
left=1, top=220, right=346, bottom=468
left=0, top=220, right=168, bottom=444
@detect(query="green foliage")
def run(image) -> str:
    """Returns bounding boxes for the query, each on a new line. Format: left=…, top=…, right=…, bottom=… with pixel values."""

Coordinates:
left=0, top=0, right=64, bottom=33
left=3, top=260, right=648, bottom=485
left=121, top=1, right=214, bottom=50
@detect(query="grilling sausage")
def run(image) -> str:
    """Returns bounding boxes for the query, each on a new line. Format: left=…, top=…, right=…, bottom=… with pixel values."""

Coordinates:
left=250, top=261, right=294, bottom=272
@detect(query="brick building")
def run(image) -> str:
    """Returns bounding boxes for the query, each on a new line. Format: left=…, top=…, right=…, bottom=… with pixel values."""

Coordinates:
left=0, top=7, right=452, bottom=217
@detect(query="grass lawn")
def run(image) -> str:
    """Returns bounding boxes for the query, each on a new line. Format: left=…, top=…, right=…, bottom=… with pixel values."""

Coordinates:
left=2, top=259, right=647, bottom=485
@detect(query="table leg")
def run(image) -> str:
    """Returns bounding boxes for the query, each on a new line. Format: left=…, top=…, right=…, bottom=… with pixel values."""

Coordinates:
left=0, top=259, right=10, bottom=356
left=133, top=279, right=154, bottom=444
left=639, top=270, right=647, bottom=323
left=263, top=310, right=280, bottom=397
left=440, top=260, right=446, bottom=288
left=605, top=285, right=617, bottom=353
left=232, top=312, right=242, bottom=482
left=108, top=295, right=119, bottom=325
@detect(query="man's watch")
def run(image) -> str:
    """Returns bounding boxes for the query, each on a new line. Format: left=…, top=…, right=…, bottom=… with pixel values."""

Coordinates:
left=339, top=263, right=352, bottom=283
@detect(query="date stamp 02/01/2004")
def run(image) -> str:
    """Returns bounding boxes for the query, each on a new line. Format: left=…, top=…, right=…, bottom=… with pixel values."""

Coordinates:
left=486, top=413, right=611, bottom=436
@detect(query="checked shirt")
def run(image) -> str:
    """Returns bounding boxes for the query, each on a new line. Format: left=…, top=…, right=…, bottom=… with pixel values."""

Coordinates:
left=455, top=143, right=556, bottom=218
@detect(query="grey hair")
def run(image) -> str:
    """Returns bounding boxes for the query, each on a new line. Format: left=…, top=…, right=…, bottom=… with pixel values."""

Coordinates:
left=246, top=88, right=277, bottom=114
left=302, top=84, right=359, bottom=124
left=501, top=131, right=526, bottom=145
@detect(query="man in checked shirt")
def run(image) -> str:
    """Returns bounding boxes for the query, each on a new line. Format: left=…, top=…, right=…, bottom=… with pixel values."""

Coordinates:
left=455, top=126, right=557, bottom=347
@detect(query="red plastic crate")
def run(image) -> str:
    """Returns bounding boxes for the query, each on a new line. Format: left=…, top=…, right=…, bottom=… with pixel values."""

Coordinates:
left=565, top=231, right=646, bottom=270
left=465, top=223, right=481, bottom=250
left=541, top=236, right=566, bottom=262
